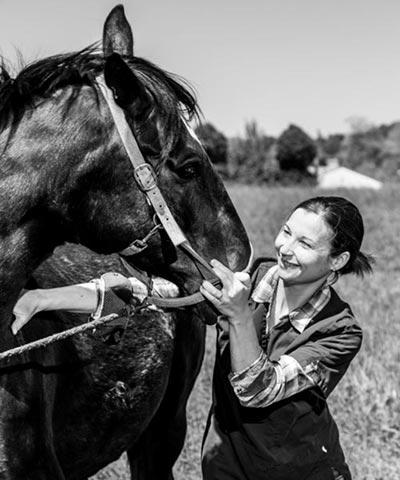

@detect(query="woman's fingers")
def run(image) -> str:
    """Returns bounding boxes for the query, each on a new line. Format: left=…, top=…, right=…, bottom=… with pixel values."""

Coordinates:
left=201, top=261, right=251, bottom=316
left=210, top=259, right=234, bottom=284
left=11, top=313, right=28, bottom=335
left=210, top=260, right=251, bottom=292
left=235, top=271, right=251, bottom=288
left=11, top=291, right=37, bottom=335
left=200, top=280, right=223, bottom=304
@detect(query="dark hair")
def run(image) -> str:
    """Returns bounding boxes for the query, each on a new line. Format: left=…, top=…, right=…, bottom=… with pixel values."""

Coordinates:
left=292, top=196, right=374, bottom=277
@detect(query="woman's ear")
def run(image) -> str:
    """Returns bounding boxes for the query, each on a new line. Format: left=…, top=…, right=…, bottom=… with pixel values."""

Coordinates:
left=330, top=251, right=350, bottom=272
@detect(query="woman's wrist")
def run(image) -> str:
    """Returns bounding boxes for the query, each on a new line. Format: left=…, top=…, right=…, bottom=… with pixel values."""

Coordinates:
left=226, top=309, right=253, bottom=328
left=25, top=289, right=46, bottom=315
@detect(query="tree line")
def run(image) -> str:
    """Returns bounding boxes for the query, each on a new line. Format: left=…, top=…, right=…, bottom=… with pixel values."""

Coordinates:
left=195, top=119, right=400, bottom=184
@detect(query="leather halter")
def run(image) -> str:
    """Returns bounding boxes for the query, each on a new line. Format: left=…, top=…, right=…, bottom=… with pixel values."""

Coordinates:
left=96, top=75, right=234, bottom=307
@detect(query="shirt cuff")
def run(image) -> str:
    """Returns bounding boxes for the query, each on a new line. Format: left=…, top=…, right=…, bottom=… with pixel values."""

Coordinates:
left=228, top=351, right=278, bottom=406
left=90, top=277, right=105, bottom=320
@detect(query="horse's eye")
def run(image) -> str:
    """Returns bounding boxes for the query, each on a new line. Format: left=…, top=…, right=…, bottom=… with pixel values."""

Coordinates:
left=176, top=162, right=201, bottom=180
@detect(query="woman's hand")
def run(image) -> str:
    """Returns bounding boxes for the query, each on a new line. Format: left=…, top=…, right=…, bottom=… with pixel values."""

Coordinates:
left=201, top=260, right=263, bottom=373
left=199, top=259, right=252, bottom=323
left=12, top=290, right=44, bottom=335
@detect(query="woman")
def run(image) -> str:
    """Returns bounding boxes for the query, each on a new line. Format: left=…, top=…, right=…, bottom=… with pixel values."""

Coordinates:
left=199, top=196, right=373, bottom=480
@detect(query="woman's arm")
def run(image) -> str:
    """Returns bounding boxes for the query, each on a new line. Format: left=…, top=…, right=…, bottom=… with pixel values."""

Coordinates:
left=201, top=261, right=362, bottom=408
left=12, top=283, right=98, bottom=334
left=199, top=260, right=316, bottom=409
left=12, top=273, right=179, bottom=336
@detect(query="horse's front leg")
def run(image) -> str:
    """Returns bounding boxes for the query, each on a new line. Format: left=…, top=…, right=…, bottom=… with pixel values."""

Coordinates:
left=0, top=353, right=65, bottom=479
left=127, top=313, right=206, bottom=480
left=0, top=407, right=66, bottom=479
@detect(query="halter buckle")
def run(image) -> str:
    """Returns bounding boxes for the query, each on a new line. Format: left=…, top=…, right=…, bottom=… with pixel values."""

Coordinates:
left=134, top=164, right=157, bottom=192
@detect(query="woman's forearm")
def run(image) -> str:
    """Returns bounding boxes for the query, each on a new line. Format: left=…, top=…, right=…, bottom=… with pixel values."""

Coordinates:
left=228, top=312, right=263, bottom=373
left=12, top=282, right=99, bottom=335
left=35, top=283, right=98, bottom=314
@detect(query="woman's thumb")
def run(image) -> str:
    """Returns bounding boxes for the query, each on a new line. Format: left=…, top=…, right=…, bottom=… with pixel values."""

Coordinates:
left=10, top=314, right=25, bottom=335
left=235, top=272, right=251, bottom=287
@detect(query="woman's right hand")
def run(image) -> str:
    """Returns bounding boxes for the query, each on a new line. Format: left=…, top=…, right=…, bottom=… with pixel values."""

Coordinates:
left=12, top=289, right=44, bottom=335
left=200, top=259, right=252, bottom=323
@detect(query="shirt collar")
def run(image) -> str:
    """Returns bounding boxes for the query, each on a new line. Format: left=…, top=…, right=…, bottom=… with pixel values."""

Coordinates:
left=251, top=265, right=331, bottom=333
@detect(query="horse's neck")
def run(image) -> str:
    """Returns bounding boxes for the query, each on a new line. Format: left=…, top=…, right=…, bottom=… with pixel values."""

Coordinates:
left=0, top=219, right=56, bottom=310
left=0, top=95, right=84, bottom=309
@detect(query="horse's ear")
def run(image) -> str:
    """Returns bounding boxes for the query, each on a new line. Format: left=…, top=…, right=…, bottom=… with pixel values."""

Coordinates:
left=103, top=5, right=134, bottom=57
left=104, top=53, right=144, bottom=107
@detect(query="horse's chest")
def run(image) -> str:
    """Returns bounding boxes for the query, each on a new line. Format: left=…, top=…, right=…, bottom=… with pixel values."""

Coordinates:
left=54, top=309, right=176, bottom=466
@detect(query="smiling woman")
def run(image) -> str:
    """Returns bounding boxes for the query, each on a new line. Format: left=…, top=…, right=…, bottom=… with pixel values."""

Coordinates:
left=200, top=196, right=374, bottom=480
left=275, top=208, right=348, bottom=289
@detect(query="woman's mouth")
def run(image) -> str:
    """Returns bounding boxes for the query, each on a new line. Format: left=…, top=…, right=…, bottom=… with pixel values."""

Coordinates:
left=279, top=257, right=299, bottom=270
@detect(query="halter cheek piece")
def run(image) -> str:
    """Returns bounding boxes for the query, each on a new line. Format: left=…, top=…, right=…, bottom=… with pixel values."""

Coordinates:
left=96, top=75, right=253, bottom=307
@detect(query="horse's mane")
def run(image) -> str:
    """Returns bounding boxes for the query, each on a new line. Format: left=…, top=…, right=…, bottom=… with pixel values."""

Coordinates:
left=0, top=45, right=200, bottom=156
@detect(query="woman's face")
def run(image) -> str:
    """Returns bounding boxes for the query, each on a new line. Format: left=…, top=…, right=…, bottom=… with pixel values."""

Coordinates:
left=274, top=208, right=335, bottom=287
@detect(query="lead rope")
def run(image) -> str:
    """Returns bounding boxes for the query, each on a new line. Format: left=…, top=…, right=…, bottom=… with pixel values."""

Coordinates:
left=0, top=313, right=120, bottom=362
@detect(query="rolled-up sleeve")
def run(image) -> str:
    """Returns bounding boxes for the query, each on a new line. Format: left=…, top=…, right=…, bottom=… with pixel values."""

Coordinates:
left=228, top=352, right=318, bottom=408
left=228, top=351, right=278, bottom=407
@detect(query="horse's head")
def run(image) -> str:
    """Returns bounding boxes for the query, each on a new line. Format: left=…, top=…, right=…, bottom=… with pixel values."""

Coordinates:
left=0, top=5, right=251, bottom=320
left=99, top=7, right=251, bottom=296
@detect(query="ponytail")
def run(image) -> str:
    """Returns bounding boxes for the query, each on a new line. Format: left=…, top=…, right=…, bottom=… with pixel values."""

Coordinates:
left=340, top=250, right=374, bottom=277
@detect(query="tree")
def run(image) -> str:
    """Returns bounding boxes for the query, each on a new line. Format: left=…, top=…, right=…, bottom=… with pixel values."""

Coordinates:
left=318, top=133, right=344, bottom=158
left=340, top=123, right=382, bottom=171
left=228, top=120, right=276, bottom=182
left=194, top=122, right=227, bottom=165
left=276, top=124, right=317, bottom=171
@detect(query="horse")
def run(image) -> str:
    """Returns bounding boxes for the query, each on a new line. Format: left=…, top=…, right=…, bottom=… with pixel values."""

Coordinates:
left=0, top=5, right=251, bottom=479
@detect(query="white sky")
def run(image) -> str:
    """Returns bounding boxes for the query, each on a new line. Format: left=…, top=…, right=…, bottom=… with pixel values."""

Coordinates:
left=1, top=0, right=400, bottom=138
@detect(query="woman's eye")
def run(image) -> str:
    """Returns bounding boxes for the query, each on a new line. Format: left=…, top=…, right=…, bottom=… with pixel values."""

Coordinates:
left=300, top=241, right=312, bottom=249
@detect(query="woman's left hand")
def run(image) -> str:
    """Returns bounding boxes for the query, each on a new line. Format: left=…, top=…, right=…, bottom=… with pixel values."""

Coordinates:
left=12, top=290, right=44, bottom=334
left=199, top=259, right=251, bottom=322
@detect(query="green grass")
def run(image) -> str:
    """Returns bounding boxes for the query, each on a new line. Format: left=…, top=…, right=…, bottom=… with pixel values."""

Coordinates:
left=94, top=183, right=400, bottom=480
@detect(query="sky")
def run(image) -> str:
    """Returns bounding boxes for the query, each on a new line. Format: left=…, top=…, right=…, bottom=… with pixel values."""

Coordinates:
left=1, top=0, right=400, bottom=138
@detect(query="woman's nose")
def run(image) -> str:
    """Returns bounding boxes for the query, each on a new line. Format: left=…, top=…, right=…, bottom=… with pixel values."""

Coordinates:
left=280, top=238, right=295, bottom=256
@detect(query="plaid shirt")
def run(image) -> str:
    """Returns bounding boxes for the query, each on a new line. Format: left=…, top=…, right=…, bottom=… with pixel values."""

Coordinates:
left=229, top=265, right=331, bottom=408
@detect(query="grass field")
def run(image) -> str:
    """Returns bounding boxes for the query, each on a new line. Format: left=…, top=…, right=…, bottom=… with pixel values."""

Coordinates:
left=94, top=183, right=400, bottom=480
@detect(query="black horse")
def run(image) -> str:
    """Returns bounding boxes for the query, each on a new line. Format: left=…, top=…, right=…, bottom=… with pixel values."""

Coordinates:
left=0, top=5, right=251, bottom=479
